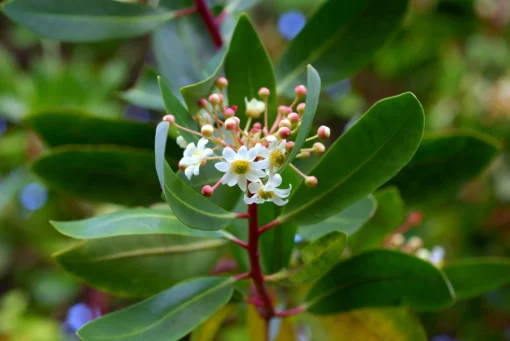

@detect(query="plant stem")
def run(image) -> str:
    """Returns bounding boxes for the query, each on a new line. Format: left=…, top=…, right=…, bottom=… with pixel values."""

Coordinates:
left=194, top=0, right=223, bottom=49
left=275, top=306, right=305, bottom=317
left=259, top=219, right=280, bottom=234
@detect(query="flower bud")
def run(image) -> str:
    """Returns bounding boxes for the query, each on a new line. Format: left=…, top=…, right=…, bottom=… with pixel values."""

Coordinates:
left=390, top=233, right=405, bottom=247
left=209, top=94, right=221, bottom=105
left=305, top=176, right=318, bottom=188
left=231, top=105, right=238, bottom=112
left=279, top=119, right=292, bottom=129
left=287, top=112, right=300, bottom=124
left=163, top=115, right=175, bottom=124
left=408, top=211, right=423, bottom=225
left=198, top=98, right=208, bottom=109
left=258, top=87, right=270, bottom=99
left=245, top=98, right=265, bottom=119
left=216, top=77, right=228, bottom=89
left=253, top=122, right=262, bottom=129
left=295, top=85, right=307, bottom=98
left=297, top=151, right=311, bottom=159
left=224, top=108, right=235, bottom=118
left=201, top=124, right=214, bottom=137
left=225, top=118, right=237, bottom=130
left=218, top=93, right=224, bottom=103
left=407, top=236, right=423, bottom=251
left=202, top=185, right=213, bottom=197
left=297, top=103, right=306, bottom=115
left=285, top=141, right=295, bottom=153
left=278, top=127, right=291, bottom=139
left=232, top=116, right=241, bottom=126
left=313, top=142, right=326, bottom=155
left=318, top=125, right=330, bottom=140
left=278, top=105, right=292, bottom=115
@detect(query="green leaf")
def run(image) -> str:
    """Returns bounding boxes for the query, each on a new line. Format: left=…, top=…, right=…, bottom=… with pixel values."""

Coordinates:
left=289, top=231, right=347, bottom=285
left=298, top=195, right=376, bottom=241
left=443, top=258, right=510, bottom=300
left=156, top=121, right=236, bottom=230
left=190, top=305, right=236, bottom=341
left=32, top=146, right=161, bottom=206
left=225, top=15, right=277, bottom=126
left=276, top=0, right=408, bottom=94
left=1, top=0, right=176, bottom=42
left=159, top=78, right=199, bottom=143
left=349, top=187, right=405, bottom=253
left=387, top=132, right=500, bottom=207
left=280, top=93, right=424, bottom=226
left=306, top=250, right=454, bottom=314
left=283, top=65, right=321, bottom=169
left=55, top=235, right=227, bottom=297
left=120, top=68, right=165, bottom=111
left=306, top=308, right=427, bottom=341
left=51, top=209, right=225, bottom=239
left=77, top=277, right=233, bottom=340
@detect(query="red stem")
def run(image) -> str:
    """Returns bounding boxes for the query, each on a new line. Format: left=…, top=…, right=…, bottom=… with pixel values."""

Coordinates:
left=173, top=6, right=197, bottom=17
left=236, top=212, right=250, bottom=219
left=275, top=306, right=305, bottom=317
left=259, top=219, right=280, bottom=234
left=194, top=0, right=223, bottom=49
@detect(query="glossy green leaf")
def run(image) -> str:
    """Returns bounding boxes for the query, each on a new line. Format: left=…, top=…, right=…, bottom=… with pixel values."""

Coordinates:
left=51, top=209, right=225, bottom=239
left=120, top=68, right=165, bottom=111
left=276, top=0, right=408, bottom=94
left=306, top=250, right=455, bottom=314
left=78, top=277, right=233, bottom=340
left=155, top=121, right=235, bottom=230
left=289, top=231, right=347, bottom=285
left=306, top=308, right=427, bottom=341
left=283, top=65, right=321, bottom=169
left=55, top=235, right=227, bottom=297
left=280, top=93, right=424, bottom=226
left=298, top=195, right=376, bottom=241
left=32, top=146, right=161, bottom=206
left=349, top=187, right=405, bottom=253
left=1, top=0, right=176, bottom=42
left=387, top=132, right=500, bottom=207
left=159, top=78, right=199, bottom=143
left=225, top=15, right=277, bottom=125
left=443, top=258, right=510, bottom=300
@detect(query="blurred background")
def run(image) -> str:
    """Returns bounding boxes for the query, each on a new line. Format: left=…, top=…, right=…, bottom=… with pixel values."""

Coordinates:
left=0, top=0, right=509, bottom=340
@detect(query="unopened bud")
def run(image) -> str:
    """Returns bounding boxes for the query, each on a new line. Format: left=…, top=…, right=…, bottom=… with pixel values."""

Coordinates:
left=231, top=105, right=238, bottom=112
left=278, top=105, right=292, bottom=115
left=297, top=103, right=306, bottom=115
left=297, top=151, right=311, bottom=159
left=258, top=87, right=270, bottom=99
left=305, top=176, right=318, bottom=188
left=198, top=98, right=208, bottom=109
left=408, top=211, right=423, bottom=225
left=218, top=93, right=224, bottom=103
left=390, top=233, right=405, bottom=247
left=224, top=108, right=235, bottom=118
left=278, top=127, right=291, bottom=139
left=201, top=124, right=214, bottom=137
left=279, top=119, right=292, bottom=129
left=253, top=122, right=262, bottom=130
left=216, top=77, right=228, bottom=89
left=225, top=118, right=237, bottom=130
left=318, top=126, right=331, bottom=140
left=202, top=185, right=213, bottom=197
left=313, top=142, right=326, bottom=155
left=407, top=236, right=423, bottom=251
left=163, top=115, right=175, bottom=124
left=287, top=112, right=300, bottom=124
left=295, top=85, right=307, bottom=98
left=209, top=94, right=221, bottom=105
left=232, top=116, right=241, bottom=126
left=285, top=141, right=295, bottom=153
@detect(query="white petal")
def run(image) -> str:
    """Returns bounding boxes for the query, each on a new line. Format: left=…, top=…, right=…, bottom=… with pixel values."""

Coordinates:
left=275, top=186, right=292, bottom=198
left=248, top=182, right=263, bottom=193
left=215, top=162, right=229, bottom=172
left=184, top=167, right=193, bottom=180
left=190, top=155, right=202, bottom=165
left=198, top=138, right=209, bottom=150
left=271, top=174, right=283, bottom=187
left=252, top=160, right=267, bottom=170
left=237, top=175, right=247, bottom=191
left=223, top=147, right=236, bottom=162
left=258, top=148, right=270, bottom=158
left=203, top=148, right=214, bottom=157
left=251, top=169, right=266, bottom=178
left=244, top=195, right=258, bottom=205
left=238, top=146, right=248, bottom=159
left=246, top=172, right=262, bottom=182
left=272, top=196, right=288, bottom=206
left=247, top=146, right=258, bottom=161
left=227, top=175, right=238, bottom=187
left=193, top=165, right=200, bottom=176
left=221, top=171, right=235, bottom=185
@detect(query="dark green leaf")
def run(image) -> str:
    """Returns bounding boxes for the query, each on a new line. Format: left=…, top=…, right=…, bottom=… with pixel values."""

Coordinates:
left=443, top=258, right=510, bottom=300
left=55, top=235, right=227, bottom=297
left=298, top=195, right=376, bottom=241
left=225, top=15, right=277, bottom=125
left=387, top=132, right=500, bottom=207
left=120, top=68, right=165, bottom=111
left=156, top=122, right=236, bottom=230
left=78, top=277, right=233, bottom=340
left=276, top=0, right=408, bottom=94
left=2, top=0, right=175, bottom=42
left=280, top=93, right=424, bottom=226
left=306, top=250, right=454, bottom=314
left=349, top=187, right=405, bottom=253
left=32, top=146, right=161, bottom=206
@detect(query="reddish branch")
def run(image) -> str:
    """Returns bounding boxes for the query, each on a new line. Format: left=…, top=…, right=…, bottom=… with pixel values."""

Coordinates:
left=194, top=0, right=223, bottom=49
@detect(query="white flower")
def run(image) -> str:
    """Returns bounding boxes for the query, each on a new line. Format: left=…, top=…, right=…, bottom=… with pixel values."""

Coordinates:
left=180, top=138, right=213, bottom=180
left=214, top=145, right=265, bottom=191
left=416, top=246, right=445, bottom=267
left=258, top=135, right=287, bottom=173
left=245, top=98, right=265, bottom=118
left=176, top=136, right=188, bottom=149
left=244, top=173, right=292, bottom=206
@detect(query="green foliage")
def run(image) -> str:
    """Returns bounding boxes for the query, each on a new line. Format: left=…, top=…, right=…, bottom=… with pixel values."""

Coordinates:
left=120, top=68, right=165, bottom=111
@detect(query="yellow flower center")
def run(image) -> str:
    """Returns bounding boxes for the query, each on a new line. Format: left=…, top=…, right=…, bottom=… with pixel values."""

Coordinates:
left=231, top=160, right=250, bottom=174
left=258, top=189, right=274, bottom=200
left=270, top=150, right=285, bottom=168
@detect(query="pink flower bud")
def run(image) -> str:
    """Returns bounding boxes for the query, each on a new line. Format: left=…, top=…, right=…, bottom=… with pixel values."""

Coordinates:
left=297, top=103, right=306, bottom=115
left=231, top=105, right=238, bottom=112
left=408, top=211, right=423, bottom=225
left=208, top=94, right=221, bottom=105
left=253, top=122, right=262, bottom=129
left=285, top=141, right=295, bottom=153
left=279, top=119, right=292, bottom=129
left=232, top=116, right=241, bottom=125
left=198, top=98, right=208, bottom=109
left=295, top=85, right=307, bottom=98
left=216, top=77, right=228, bottom=89
left=305, top=176, right=318, bottom=188
left=225, top=118, right=237, bottom=130
left=202, top=185, right=213, bottom=197
left=218, top=93, right=224, bottom=103
left=313, top=142, right=326, bottom=155
left=287, top=112, right=300, bottom=124
left=278, top=127, right=291, bottom=139
left=318, top=125, right=331, bottom=140
left=224, top=108, right=235, bottom=118
left=163, top=115, right=175, bottom=124
left=201, top=124, right=214, bottom=137
left=258, top=87, right=270, bottom=99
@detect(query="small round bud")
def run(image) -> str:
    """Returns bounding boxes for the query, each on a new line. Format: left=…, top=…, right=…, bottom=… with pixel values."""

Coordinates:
left=407, top=236, right=423, bottom=251
left=297, top=103, right=306, bottom=115
left=225, top=118, right=237, bottom=131
left=224, top=108, right=235, bottom=118
left=295, top=85, right=307, bottom=98
left=287, top=112, right=300, bottom=124
left=285, top=141, right=295, bottom=153
left=390, top=233, right=405, bottom=247
left=297, top=151, right=311, bottom=159
left=202, top=185, right=213, bottom=197
left=201, top=124, right=214, bottom=137
left=313, top=142, right=326, bottom=155
left=216, top=77, right=228, bottom=89
left=258, top=87, right=270, bottom=99
left=163, top=114, right=175, bottom=123
left=318, top=125, right=331, bottom=140
left=305, top=176, right=318, bottom=188
left=231, top=105, right=238, bottom=112
left=218, top=93, right=224, bottom=103
left=408, top=211, right=423, bottom=225
left=278, top=105, right=292, bottom=115
left=198, top=98, right=208, bottom=109
left=232, top=116, right=241, bottom=126
left=208, top=94, right=221, bottom=105
left=279, top=119, right=292, bottom=129
left=278, top=127, right=291, bottom=139
left=253, top=122, right=262, bottom=130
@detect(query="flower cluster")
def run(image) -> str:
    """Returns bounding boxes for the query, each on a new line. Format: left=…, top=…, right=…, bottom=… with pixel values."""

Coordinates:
left=163, top=77, right=331, bottom=206
left=389, top=233, right=445, bottom=267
